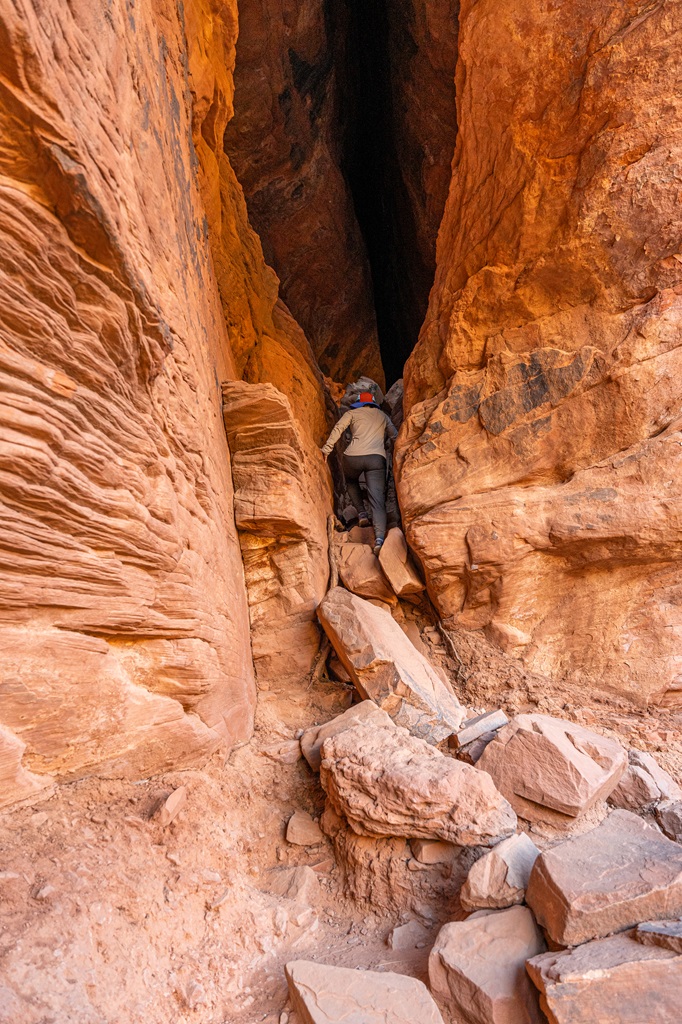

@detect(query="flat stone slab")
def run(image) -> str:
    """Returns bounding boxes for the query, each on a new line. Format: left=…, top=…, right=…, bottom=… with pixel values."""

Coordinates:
left=378, top=527, right=425, bottom=596
left=285, top=959, right=444, bottom=1024
left=318, top=587, right=464, bottom=742
left=320, top=720, right=517, bottom=847
left=635, top=919, right=682, bottom=954
left=452, top=709, right=509, bottom=749
left=477, top=713, right=626, bottom=823
left=527, top=931, right=682, bottom=1023
left=460, top=832, right=540, bottom=912
left=429, top=906, right=546, bottom=1024
left=526, top=809, right=682, bottom=946
left=300, top=701, right=393, bottom=771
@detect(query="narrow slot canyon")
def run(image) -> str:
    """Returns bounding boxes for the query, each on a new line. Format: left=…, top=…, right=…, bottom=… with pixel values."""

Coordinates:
left=1, top=2, right=682, bottom=1023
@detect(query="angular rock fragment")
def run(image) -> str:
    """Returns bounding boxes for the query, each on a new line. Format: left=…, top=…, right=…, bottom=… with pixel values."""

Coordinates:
left=378, top=528, right=425, bottom=596
left=337, top=542, right=396, bottom=604
left=266, top=866, right=319, bottom=904
left=429, top=906, right=546, bottom=1024
left=635, top=918, right=682, bottom=954
left=388, top=919, right=430, bottom=950
left=285, top=960, right=445, bottom=1024
left=526, top=931, right=682, bottom=1023
left=455, top=733, right=498, bottom=765
left=452, top=709, right=509, bottom=750
left=609, top=749, right=682, bottom=811
left=155, top=787, right=187, bottom=827
left=286, top=811, right=324, bottom=847
left=411, top=839, right=458, bottom=865
left=320, top=721, right=516, bottom=847
left=526, top=810, right=682, bottom=946
left=260, top=739, right=302, bottom=765
left=317, top=588, right=464, bottom=742
left=477, top=714, right=626, bottom=823
left=655, top=800, right=682, bottom=842
left=300, top=701, right=393, bottom=772
left=460, top=832, right=540, bottom=912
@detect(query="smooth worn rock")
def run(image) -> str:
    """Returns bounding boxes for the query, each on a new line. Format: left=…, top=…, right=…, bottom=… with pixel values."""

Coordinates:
left=317, top=588, right=464, bottom=743
left=411, top=839, right=459, bottom=865
left=635, top=919, right=682, bottom=954
left=609, top=749, right=682, bottom=811
left=527, top=931, right=682, bottom=1023
left=300, top=701, right=393, bottom=772
left=286, top=811, right=324, bottom=847
left=429, top=906, right=546, bottom=1024
left=460, top=833, right=540, bottom=912
left=320, top=721, right=516, bottom=847
left=526, top=810, right=682, bottom=947
left=155, top=787, right=187, bottom=827
left=378, top=528, right=425, bottom=597
left=656, top=800, right=682, bottom=842
left=285, top=960, right=444, bottom=1024
left=337, top=542, right=396, bottom=604
left=452, top=710, right=509, bottom=750
left=477, top=714, right=626, bottom=823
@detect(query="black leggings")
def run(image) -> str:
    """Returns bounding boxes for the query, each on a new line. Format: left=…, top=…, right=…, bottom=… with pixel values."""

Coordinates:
left=342, top=454, right=387, bottom=539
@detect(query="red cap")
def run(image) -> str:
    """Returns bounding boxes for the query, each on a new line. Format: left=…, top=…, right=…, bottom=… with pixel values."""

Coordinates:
left=358, top=391, right=375, bottom=403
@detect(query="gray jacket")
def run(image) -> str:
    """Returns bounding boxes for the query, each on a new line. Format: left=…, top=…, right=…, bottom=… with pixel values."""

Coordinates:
left=322, top=405, right=397, bottom=459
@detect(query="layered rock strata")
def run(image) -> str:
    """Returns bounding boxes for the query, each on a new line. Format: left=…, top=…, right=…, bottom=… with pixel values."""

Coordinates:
left=397, top=0, right=682, bottom=706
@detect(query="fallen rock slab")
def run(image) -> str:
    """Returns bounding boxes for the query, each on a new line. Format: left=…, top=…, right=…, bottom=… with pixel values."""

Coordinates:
left=317, top=587, right=464, bottom=742
left=378, top=527, right=425, bottom=596
left=388, top=919, right=430, bottom=950
left=411, top=839, right=458, bottom=865
left=635, top=919, right=682, bottom=954
left=460, top=832, right=540, bottom=912
left=300, top=701, right=393, bottom=772
left=452, top=709, right=509, bottom=750
left=320, top=721, right=516, bottom=847
left=609, top=749, right=682, bottom=811
left=337, top=542, right=396, bottom=604
left=429, top=906, right=546, bottom=1024
left=477, top=714, right=626, bottom=823
left=285, top=959, right=444, bottom=1024
left=266, top=866, right=319, bottom=904
left=526, top=809, right=682, bottom=946
left=526, top=931, right=682, bottom=1023
left=286, top=811, right=324, bottom=847
left=655, top=799, right=682, bottom=842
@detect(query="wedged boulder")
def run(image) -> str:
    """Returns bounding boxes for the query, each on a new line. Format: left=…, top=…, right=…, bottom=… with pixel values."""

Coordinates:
left=526, top=931, right=682, bottom=1023
left=526, top=809, right=682, bottom=947
left=285, top=960, right=444, bottom=1024
left=477, top=714, right=626, bottom=824
left=378, top=528, right=425, bottom=596
left=460, top=832, right=540, bottom=912
left=337, top=542, right=396, bottom=604
left=655, top=800, right=682, bottom=842
left=635, top=919, right=682, bottom=954
left=320, top=721, right=517, bottom=847
left=300, top=701, right=393, bottom=772
left=429, top=906, right=546, bottom=1024
left=609, top=749, right=682, bottom=811
left=317, top=588, right=464, bottom=742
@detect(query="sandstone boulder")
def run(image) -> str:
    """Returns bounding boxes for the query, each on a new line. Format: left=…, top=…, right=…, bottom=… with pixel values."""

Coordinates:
left=378, top=528, right=425, bottom=597
left=609, top=749, right=682, bottom=811
left=635, top=919, right=682, bottom=954
left=320, top=721, right=516, bottom=847
left=460, top=832, right=540, bottom=912
left=656, top=800, right=682, bottom=842
left=337, top=542, right=396, bottom=604
left=286, top=811, right=324, bottom=847
left=526, top=810, right=682, bottom=946
left=285, top=960, right=444, bottom=1024
left=526, top=931, right=682, bottom=1023
left=411, top=839, right=458, bottom=865
left=429, top=906, right=546, bottom=1024
left=317, top=588, right=464, bottom=742
left=452, top=709, right=509, bottom=750
left=300, top=701, right=394, bottom=772
left=477, top=714, right=626, bottom=824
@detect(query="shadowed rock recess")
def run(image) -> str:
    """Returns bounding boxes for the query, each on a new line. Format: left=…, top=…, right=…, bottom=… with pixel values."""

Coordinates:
left=2, top=1, right=682, bottom=1023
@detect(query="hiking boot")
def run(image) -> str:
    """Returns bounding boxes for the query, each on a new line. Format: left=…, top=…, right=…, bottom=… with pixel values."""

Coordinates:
left=373, top=537, right=384, bottom=557
left=358, top=516, right=370, bottom=528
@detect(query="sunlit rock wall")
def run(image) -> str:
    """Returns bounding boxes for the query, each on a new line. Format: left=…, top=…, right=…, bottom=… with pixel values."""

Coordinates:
left=398, top=0, right=682, bottom=707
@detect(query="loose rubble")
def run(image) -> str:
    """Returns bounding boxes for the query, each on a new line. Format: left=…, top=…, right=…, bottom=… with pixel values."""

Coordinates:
left=460, top=832, right=540, bottom=912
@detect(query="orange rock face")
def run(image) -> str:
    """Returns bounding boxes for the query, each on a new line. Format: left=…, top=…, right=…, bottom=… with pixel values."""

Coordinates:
left=398, top=0, right=682, bottom=706
left=223, top=0, right=383, bottom=386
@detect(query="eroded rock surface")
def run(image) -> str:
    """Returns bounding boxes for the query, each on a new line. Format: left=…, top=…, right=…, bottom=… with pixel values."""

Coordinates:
left=460, top=832, right=540, bottom=912
left=300, top=701, right=394, bottom=772
left=320, top=721, right=517, bottom=846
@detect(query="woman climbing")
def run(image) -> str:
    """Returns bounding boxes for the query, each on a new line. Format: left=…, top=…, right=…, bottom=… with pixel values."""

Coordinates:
left=321, top=391, right=398, bottom=556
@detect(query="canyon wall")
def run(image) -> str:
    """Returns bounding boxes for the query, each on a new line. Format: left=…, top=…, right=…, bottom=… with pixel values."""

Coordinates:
left=0, top=0, right=331, bottom=808
left=224, top=0, right=383, bottom=386
left=398, top=0, right=682, bottom=707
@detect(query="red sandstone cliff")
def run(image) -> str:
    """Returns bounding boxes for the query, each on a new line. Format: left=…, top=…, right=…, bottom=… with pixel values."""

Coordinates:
left=398, top=0, right=682, bottom=707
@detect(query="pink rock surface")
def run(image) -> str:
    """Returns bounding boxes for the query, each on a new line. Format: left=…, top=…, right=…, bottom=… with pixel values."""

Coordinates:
left=527, top=931, right=682, bottom=1023
left=635, top=919, right=682, bottom=954
left=477, top=714, right=626, bottom=824
left=317, top=587, right=465, bottom=743
left=460, top=832, right=540, bottom=912
left=429, top=906, right=546, bottom=1024
left=300, top=701, right=394, bottom=772
left=337, top=542, right=397, bottom=604
left=320, top=721, right=517, bottom=847
left=378, top=528, right=425, bottom=597
left=526, top=810, right=682, bottom=947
